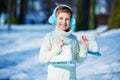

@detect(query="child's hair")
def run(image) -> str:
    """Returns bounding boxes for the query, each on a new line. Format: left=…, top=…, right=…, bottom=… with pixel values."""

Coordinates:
left=56, top=6, right=73, bottom=18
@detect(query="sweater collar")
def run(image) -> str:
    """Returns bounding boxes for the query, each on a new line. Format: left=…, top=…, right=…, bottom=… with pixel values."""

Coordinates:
left=55, top=26, right=72, bottom=37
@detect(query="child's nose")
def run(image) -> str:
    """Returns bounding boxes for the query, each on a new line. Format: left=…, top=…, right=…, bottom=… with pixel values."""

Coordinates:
left=62, top=19, right=66, bottom=23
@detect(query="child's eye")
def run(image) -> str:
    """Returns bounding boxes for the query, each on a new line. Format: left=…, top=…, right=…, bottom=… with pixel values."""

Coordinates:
left=59, top=17, right=63, bottom=20
left=66, top=18, right=70, bottom=21
left=65, top=18, right=70, bottom=21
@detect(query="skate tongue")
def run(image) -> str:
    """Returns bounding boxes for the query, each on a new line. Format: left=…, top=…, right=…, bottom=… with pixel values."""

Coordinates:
left=88, top=51, right=101, bottom=56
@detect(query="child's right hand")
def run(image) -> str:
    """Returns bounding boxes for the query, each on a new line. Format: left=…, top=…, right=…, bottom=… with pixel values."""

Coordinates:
left=57, top=40, right=64, bottom=48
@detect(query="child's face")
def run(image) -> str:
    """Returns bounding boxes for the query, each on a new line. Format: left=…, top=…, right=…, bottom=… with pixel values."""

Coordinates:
left=56, top=12, right=71, bottom=31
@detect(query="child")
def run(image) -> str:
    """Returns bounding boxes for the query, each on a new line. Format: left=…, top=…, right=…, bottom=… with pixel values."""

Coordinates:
left=39, top=4, right=89, bottom=80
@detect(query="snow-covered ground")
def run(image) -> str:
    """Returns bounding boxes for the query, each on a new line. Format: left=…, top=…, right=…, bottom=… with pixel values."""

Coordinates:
left=0, top=24, right=120, bottom=80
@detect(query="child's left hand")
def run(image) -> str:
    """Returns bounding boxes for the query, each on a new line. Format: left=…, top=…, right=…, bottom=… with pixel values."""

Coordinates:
left=80, top=35, right=89, bottom=46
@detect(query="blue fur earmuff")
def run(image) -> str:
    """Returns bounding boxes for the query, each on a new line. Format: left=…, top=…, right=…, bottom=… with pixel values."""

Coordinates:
left=48, top=4, right=76, bottom=29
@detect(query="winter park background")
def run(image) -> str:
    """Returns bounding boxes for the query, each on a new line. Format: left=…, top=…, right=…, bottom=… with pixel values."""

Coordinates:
left=0, top=24, right=120, bottom=80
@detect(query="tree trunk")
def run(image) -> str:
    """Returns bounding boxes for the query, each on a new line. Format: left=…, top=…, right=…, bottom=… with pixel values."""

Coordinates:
left=75, top=0, right=90, bottom=31
left=89, top=0, right=96, bottom=29
left=19, top=0, right=28, bottom=24
left=7, top=0, right=12, bottom=30
left=75, top=0, right=83, bottom=31
left=108, top=0, right=120, bottom=29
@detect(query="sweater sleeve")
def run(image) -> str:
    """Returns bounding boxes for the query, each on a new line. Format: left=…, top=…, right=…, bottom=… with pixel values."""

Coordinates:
left=74, top=39, right=88, bottom=63
left=39, top=34, right=62, bottom=63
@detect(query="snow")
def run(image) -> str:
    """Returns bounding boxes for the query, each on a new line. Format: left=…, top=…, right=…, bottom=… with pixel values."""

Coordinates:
left=0, top=24, right=120, bottom=80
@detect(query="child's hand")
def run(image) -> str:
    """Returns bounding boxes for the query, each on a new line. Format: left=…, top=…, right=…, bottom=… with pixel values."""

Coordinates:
left=57, top=40, right=64, bottom=48
left=80, top=36, right=89, bottom=46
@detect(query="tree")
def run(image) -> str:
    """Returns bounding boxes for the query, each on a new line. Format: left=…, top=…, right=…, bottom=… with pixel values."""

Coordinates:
left=89, top=0, right=96, bottom=29
left=7, top=0, right=18, bottom=30
left=108, top=0, right=120, bottom=29
left=19, top=0, right=28, bottom=24
left=75, top=0, right=90, bottom=31
left=75, top=0, right=83, bottom=31
left=7, top=0, right=12, bottom=30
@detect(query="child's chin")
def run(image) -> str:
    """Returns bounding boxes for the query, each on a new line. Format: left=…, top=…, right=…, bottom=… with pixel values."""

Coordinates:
left=61, top=27, right=67, bottom=30
left=62, top=28, right=67, bottom=31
